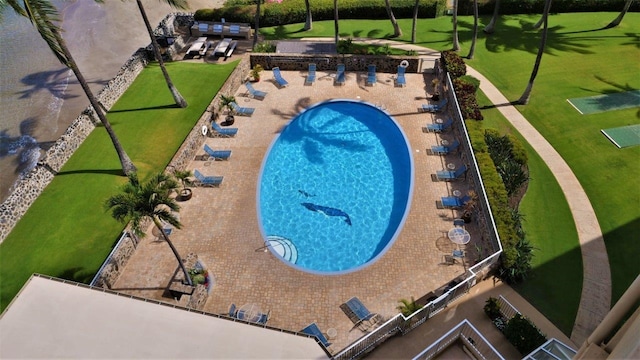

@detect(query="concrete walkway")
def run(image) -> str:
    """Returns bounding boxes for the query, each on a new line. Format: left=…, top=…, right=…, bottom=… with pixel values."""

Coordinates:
left=341, top=38, right=612, bottom=346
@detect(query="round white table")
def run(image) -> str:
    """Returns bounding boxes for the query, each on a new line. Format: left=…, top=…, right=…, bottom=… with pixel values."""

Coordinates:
left=452, top=190, right=462, bottom=197
left=447, top=163, right=456, bottom=170
left=436, top=118, right=443, bottom=124
left=441, top=139, right=449, bottom=146
left=448, top=227, right=471, bottom=245
left=238, top=303, right=263, bottom=323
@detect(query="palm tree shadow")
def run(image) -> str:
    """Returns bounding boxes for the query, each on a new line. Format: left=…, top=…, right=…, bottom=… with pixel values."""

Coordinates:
left=108, top=104, right=180, bottom=113
left=17, top=68, right=80, bottom=100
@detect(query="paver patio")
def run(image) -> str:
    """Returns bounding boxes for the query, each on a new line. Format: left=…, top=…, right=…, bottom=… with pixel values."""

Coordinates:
left=112, top=68, right=483, bottom=351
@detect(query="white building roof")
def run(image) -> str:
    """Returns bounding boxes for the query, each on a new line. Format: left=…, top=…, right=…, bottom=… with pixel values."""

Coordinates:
left=0, top=275, right=329, bottom=359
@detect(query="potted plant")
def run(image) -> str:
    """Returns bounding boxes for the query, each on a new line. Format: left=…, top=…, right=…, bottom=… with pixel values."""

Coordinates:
left=397, top=297, right=421, bottom=317
left=218, top=94, right=236, bottom=124
left=461, top=190, right=478, bottom=223
left=173, top=169, right=193, bottom=201
left=250, top=64, right=263, bottom=82
left=431, top=78, right=440, bottom=101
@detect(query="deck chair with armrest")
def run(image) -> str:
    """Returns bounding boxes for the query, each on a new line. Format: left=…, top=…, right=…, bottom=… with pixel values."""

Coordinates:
left=193, top=169, right=223, bottom=187
left=422, top=98, right=448, bottom=113
left=244, top=82, right=267, bottom=99
left=211, top=121, right=238, bottom=137
left=257, top=310, right=270, bottom=325
left=436, top=164, right=468, bottom=181
left=272, top=67, right=289, bottom=88
left=335, top=64, right=346, bottom=86
left=301, top=322, right=332, bottom=347
left=366, top=64, right=377, bottom=86
left=343, top=297, right=380, bottom=330
left=306, top=63, right=316, bottom=85
left=228, top=303, right=237, bottom=317
left=395, top=65, right=406, bottom=87
left=229, top=101, right=255, bottom=117
left=426, top=118, right=453, bottom=133
left=430, top=139, right=460, bottom=155
left=203, top=144, right=231, bottom=160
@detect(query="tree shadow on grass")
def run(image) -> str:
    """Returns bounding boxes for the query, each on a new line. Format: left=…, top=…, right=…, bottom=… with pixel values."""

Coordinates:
left=108, top=104, right=180, bottom=114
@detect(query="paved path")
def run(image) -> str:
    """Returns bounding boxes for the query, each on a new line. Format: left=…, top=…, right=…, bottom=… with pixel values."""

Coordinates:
left=341, top=38, right=612, bottom=345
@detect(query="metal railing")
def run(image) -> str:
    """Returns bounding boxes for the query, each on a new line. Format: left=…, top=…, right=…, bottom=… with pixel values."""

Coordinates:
left=411, top=319, right=505, bottom=360
left=497, top=295, right=521, bottom=320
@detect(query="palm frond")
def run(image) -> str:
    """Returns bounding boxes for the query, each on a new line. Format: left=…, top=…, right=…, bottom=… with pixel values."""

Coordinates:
left=161, top=0, right=188, bottom=10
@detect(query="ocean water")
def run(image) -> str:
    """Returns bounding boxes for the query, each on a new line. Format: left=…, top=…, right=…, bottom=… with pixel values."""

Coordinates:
left=0, top=0, right=215, bottom=202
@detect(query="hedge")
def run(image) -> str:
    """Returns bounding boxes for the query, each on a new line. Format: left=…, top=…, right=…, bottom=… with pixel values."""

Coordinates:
left=195, top=0, right=444, bottom=27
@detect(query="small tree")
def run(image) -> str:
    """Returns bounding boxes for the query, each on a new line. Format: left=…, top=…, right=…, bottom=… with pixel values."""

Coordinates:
left=219, top=94, right=237, bottom=115
left=504, top=314, right=547, bottom=355
left=173, top=169, right=193, bottom=201
left=105, top=173, right=193, bottom=286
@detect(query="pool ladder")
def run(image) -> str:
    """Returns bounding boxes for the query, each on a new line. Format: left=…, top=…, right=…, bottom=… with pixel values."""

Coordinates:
left=266, top=235, right=298, bottom=264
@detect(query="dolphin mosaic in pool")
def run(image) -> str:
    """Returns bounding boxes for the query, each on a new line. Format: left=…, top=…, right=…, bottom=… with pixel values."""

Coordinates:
left=301, top=202, right=352, bottom=226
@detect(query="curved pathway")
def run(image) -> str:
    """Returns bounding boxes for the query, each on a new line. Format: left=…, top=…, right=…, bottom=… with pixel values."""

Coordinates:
left=330, top=37, right=612, bottom=345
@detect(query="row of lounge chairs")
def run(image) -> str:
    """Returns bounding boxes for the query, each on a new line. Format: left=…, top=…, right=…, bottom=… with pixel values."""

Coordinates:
left=272, top=64, right=406, bottom=87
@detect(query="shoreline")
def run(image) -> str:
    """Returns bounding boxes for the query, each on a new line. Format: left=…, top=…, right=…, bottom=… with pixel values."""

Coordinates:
left=0, top=0, right=220, bottom=202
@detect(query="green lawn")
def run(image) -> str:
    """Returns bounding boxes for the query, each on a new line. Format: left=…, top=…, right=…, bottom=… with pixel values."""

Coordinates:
left=0, top=61, right=237, bottom=312
left=260, top=13, right=640, bottom=334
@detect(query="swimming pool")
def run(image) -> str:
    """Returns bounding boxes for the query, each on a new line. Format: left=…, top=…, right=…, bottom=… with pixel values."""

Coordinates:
left=257, top=100, right=414, bottom=274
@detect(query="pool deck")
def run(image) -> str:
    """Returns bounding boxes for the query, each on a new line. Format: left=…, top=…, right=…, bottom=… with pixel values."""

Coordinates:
left=112, top=68, right=480, bottom=351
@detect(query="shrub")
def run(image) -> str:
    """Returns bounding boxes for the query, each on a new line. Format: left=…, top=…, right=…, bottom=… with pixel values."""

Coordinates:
left=253, top=41, right=277, bottom=53
left=483, top=297, right=502, bottom=320
left=504, top=314, right=547, bottom=355
left=441, top=50, right=466, bottom=78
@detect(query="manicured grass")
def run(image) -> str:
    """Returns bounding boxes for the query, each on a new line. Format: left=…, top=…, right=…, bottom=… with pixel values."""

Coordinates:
left=260, top=13, right=640, bottom=332
left=476, top=91, right=582, bottom=335
left=0, top=61, right=237, bottom=312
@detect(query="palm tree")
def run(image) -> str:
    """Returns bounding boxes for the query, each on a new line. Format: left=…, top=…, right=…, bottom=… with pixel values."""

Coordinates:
left=303, top=0, right=312, bottom=31
left=467, top=0, right=479, bottom=59
left=106, top=173, right=193, bottom=286
left=606, top=0, right=634, bottom=29
left=411, top=0, right=419, bottom=43
left=384, top=0, right=402, bottom=38
left=533, top=0, right=551, bottom=29
left=516, top=0, right=553, bottom=105
left=1, top=0, right=137, bottom=175
left=333, top=0, right=339, bottom=45
left=134, top=0, right=188, bottom=108
left=253, top=0, right=261, bottom=48
left=452, top=0, right=460, bottom=51
left=483, top=0, right=500, bottom=34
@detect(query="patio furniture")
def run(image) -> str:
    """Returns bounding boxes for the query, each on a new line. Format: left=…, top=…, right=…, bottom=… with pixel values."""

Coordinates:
left=212, top=23, right=223, bottom=36
left=395, top=65, right=406, bottom=87
left=335, top=64, right=346, bottom=86
left=366, top=64, right=377, bottom=86
left=341, top=297, right=380, bottom=330
left=422, top=98, right=448, bottom=113
left=187, top=37, right=208, bottom=55
left=426, top=117, right=453, bottom=133
left=301, top=322, right=332, bottom=347
left=306, top=63, right=316, bottom=85
left=228, top=303, right=237, bottom=317
left=453, top=218, right=465, bottom=227
left=440, top=195, right=472, bottom=209
left=229, top=101, right=255, bottom=116
left=430, top=139, right=460, bottom=155
left=257, top=310, right=270, bottom=325
left=213, top=38, right=232, bottom=57
left=237, top=303, right=265, bottom=323
left=193, top=169, right=223, bottom=187
left=449, top=228, right=471, bottom=245
left=272, top=67, right=289, bottom=88
left=204, top=144, right=231, bottom=160
left=211, top=121, right=238, bottom=137
left=436, top=165, right=468, bottom=181
left=244, top=82, right=267, bottom=99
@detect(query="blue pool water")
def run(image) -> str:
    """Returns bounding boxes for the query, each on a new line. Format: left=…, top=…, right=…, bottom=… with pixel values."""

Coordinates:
left=258, top=100, right=413, bottom=274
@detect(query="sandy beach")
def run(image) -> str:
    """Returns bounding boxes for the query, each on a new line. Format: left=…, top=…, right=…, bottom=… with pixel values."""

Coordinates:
left=0, top=0, right=222, bottom=202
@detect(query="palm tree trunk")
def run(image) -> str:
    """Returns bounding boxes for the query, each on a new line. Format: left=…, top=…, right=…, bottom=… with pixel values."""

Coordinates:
left=483, top=0, right=501, bottom=34
left=452, top=0, right=460, bottom=51
left=606, top=0, right=633, bottom=28
left=53, top=29, right=137, bottom=175
left=411, top=0, right=419, bottom=43
left=533, top=0, right=551, bottom=29
left=334, top=0, right=339, bottom=45
left=154, top=217, right=193, bottom=286
left=517, top=0, right=552, bottom=105
left=253, top=0, right=261, bottom=48
left=304, top=0, right=312, bottom=31
left=467, top=0, right=479, bottom=59
left=384, top=0, right=402, bottom=38
left=136, top=0, right=187, bottom=108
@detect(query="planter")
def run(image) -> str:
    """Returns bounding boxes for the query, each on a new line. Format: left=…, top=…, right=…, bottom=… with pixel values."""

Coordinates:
left=222, top=115, right=235, bottom=126
left=178, top=188, right=192, bottom=201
